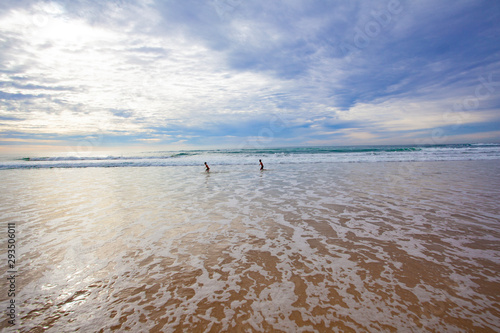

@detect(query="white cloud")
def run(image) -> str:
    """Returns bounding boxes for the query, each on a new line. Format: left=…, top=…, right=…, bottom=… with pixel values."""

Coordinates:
left=0, top=2, right=304, bottom=141
left=1, top=0, right=499, bottom=148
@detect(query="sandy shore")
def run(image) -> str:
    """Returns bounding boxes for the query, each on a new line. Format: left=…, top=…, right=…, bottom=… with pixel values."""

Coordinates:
left=1, top=160, right=499, bottom=332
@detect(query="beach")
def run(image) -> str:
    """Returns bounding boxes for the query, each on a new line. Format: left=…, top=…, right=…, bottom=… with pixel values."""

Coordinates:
left=2, top=0, right=500, bottom=330
left=1, top=156, right=500, bottom=332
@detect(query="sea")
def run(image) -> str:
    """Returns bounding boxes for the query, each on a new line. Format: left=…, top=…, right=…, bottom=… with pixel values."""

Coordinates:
left=1, top=143, right=500, bottom=170
left=1, top=143, right=499, bottom=332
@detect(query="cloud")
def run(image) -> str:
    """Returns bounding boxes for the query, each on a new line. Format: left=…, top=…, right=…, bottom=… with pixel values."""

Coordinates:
left=0, top=0, right=499, bottom=150
left=0, top=91, right=47, bottom=100
left=0, top=115, right=24, bottom=121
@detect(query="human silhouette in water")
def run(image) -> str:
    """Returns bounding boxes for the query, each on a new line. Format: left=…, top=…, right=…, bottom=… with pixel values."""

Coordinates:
left=204, top=162, right=210, bottom=172
left=259, top=159, right=264, bottom=170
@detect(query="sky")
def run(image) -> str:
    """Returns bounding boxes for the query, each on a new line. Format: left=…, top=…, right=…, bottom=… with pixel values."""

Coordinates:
left=0, top=0, right=499, bottom=152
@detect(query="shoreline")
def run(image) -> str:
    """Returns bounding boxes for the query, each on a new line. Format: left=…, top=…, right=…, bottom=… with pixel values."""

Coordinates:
left=1, top=159, right=499, bottom=331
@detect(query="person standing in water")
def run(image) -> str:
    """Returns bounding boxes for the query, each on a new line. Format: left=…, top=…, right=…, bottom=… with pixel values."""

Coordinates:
left=204, top=162, right=210, bottom=172
left=259, top=159, right=264, bottom=170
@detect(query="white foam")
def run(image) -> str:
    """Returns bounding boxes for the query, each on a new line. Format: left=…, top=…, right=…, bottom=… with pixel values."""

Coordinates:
left=6, top=160, right=500, bottom=331
left=2, top=144, right=500, bottom=169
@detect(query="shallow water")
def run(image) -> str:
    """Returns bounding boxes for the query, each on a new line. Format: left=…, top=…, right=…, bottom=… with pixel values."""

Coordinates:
left=1, top=160, right=499, bottom=332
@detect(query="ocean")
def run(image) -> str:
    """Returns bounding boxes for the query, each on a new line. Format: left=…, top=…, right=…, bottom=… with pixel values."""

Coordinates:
left=1, top=144, right=499, bottom=332
left=2, top=143, right=500, bottom=169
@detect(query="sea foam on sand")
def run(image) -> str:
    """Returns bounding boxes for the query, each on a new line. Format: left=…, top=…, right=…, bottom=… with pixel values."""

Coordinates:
left=1, top=160, right=499, bottom=332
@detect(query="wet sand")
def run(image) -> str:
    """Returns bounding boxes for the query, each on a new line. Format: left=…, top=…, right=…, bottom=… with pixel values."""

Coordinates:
left=1, top=160, right=499, bottom=332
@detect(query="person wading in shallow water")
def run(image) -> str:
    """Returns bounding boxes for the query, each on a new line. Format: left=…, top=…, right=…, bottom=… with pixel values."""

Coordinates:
left=204, top=162, right=210, bottom=172
left=259, top=159, right=264, bottom=170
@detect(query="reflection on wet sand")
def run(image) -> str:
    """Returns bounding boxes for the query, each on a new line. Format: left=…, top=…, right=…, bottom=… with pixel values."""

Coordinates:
left=1, top=161, right=499, bottom=332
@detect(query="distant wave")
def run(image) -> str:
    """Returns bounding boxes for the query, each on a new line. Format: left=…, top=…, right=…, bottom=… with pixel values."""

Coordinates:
left=16, top=153, right=199, bottom=162
left=2, top=144, right=499, bottom=170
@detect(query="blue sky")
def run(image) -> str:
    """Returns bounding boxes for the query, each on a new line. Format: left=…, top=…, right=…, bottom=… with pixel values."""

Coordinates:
left=0, top=0, right=499, bottom=152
